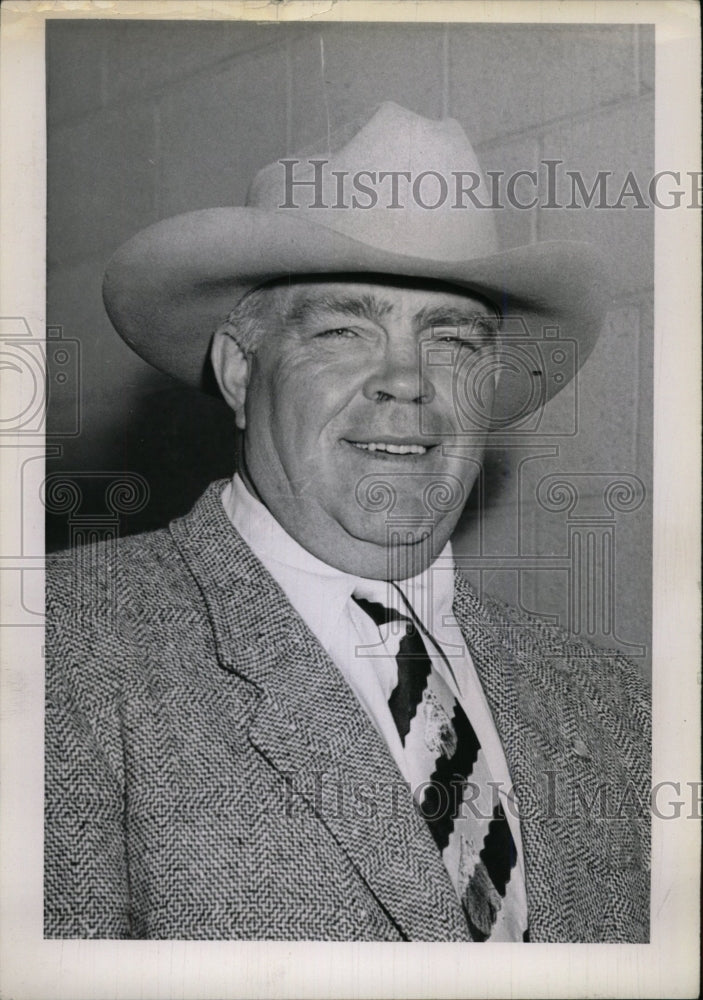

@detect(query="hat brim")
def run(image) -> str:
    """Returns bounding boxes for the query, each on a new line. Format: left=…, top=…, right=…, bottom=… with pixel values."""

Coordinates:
left=102, top=207, right=609, bottom=428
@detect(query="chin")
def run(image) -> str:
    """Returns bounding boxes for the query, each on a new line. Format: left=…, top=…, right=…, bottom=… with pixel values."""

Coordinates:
left=339, top=510, right=429, bottom=546
left=334, top=512, right=454, bottom=578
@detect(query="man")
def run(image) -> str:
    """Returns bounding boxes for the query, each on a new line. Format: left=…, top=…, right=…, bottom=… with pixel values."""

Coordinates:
left=45, top=103, right=650, bottom=941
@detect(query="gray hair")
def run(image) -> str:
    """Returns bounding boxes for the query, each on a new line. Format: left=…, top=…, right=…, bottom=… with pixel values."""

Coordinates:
left=214, top=284, right=279, bottom=354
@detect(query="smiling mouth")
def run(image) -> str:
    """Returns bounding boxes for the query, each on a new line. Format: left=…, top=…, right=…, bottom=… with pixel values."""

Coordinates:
left=346, top=440, right=430, bottom=455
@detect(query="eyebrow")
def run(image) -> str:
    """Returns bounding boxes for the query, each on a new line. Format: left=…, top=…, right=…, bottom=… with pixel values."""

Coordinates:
left=285, top=292, right=395, bottom=327
left=414, top=304, right=501, bottom=337
left=285, top=291, right=501, bottom=336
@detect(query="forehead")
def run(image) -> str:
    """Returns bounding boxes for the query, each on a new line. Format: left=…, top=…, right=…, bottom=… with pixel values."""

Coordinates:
left=274, top=277, right=497, bottom=324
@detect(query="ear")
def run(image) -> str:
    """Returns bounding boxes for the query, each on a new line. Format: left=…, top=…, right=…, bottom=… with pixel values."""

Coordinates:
left=210, top=328, right=251, bottom=430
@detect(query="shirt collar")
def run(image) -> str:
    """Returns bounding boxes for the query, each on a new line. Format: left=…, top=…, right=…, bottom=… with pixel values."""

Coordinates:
left=222, top=473, right=456, bottom=652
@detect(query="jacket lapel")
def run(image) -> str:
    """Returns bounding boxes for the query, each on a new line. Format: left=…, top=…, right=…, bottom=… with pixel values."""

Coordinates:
left=169, top=483, right=469, bottom=941
left=452, top=570, right=574, bottom=940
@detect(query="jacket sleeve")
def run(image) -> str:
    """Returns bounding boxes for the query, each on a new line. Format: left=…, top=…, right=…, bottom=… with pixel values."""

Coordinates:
left=44, top=643, right=132, bottom=938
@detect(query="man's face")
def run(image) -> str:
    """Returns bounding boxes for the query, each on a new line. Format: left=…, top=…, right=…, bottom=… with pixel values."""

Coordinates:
left=240, top=278, right=499, bottom=579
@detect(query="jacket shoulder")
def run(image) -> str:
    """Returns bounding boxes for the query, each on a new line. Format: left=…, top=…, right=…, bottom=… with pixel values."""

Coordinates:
left=46, top=526, right=203, bottom=624
left=454, top=575, right=650, bottom=742
left=48, top=526, right=178, bottom=592
left=45, top=527, right=211, bottom=703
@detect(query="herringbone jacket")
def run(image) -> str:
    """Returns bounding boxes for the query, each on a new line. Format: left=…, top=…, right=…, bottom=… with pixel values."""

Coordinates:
left=45, top=481, right=650, bottom=941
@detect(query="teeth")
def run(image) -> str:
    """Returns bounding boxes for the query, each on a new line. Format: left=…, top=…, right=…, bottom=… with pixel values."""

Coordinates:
left=351, top=441, right=427, bottom=455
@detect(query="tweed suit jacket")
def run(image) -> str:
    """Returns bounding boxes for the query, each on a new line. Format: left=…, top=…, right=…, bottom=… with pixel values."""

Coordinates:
left=45, top=480, right=651, bottom=941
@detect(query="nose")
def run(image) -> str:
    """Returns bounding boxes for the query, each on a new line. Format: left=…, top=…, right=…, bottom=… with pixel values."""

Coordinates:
left=362, top=338, right=435, bottom=404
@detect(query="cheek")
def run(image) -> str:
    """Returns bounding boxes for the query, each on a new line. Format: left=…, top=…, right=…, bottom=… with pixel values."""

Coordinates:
left=270, top=357, right=357, bottom=429
left=433, top=352, right=497, bottom=428
left=252, top=367, right=342, bottom=470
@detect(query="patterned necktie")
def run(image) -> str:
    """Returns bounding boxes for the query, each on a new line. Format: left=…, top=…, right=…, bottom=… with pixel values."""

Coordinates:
left=352, top=588, right=529, bottom=942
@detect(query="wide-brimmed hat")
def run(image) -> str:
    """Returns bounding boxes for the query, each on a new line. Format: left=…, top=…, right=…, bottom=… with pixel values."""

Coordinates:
left=103, top=101, right=608, bottom=427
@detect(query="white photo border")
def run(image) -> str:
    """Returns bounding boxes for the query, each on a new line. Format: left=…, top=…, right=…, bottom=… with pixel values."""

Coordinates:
left=0, top=2, right=700, bottom=998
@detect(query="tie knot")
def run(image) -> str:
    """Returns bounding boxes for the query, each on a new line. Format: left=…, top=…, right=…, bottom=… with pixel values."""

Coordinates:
left=351, top=590, right=426, bottom=648
left=352, top=592, right=409, bottom=630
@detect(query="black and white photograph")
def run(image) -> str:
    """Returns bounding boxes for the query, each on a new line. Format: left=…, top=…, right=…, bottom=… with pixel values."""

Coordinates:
left=0, top=2, right=700, bottom=997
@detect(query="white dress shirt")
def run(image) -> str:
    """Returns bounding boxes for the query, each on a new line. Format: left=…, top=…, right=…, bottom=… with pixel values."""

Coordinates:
left=221, top=473, right=526, bottom=887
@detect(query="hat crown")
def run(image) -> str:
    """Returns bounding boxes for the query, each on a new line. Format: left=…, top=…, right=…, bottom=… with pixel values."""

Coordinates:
left=247, top=102, right=498, bottom=260
left=103, top=101, right=606, bottom=415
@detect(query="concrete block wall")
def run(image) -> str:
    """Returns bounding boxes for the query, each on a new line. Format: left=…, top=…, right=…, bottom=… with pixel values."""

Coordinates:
left=46, top=20, right=654, bottom=673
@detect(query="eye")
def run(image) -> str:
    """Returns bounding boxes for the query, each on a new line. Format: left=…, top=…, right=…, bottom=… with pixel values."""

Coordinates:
left=431, top=327, right=480, bottom=350
left=316, top=327, right=359, bottom=339
left=435, top=335, right=476, bottom=347
left=430, top=320, right=497, bottom=351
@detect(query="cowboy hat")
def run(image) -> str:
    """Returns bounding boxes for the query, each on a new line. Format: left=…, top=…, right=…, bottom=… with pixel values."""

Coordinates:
left=102, top=102, right=608, bottom=427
